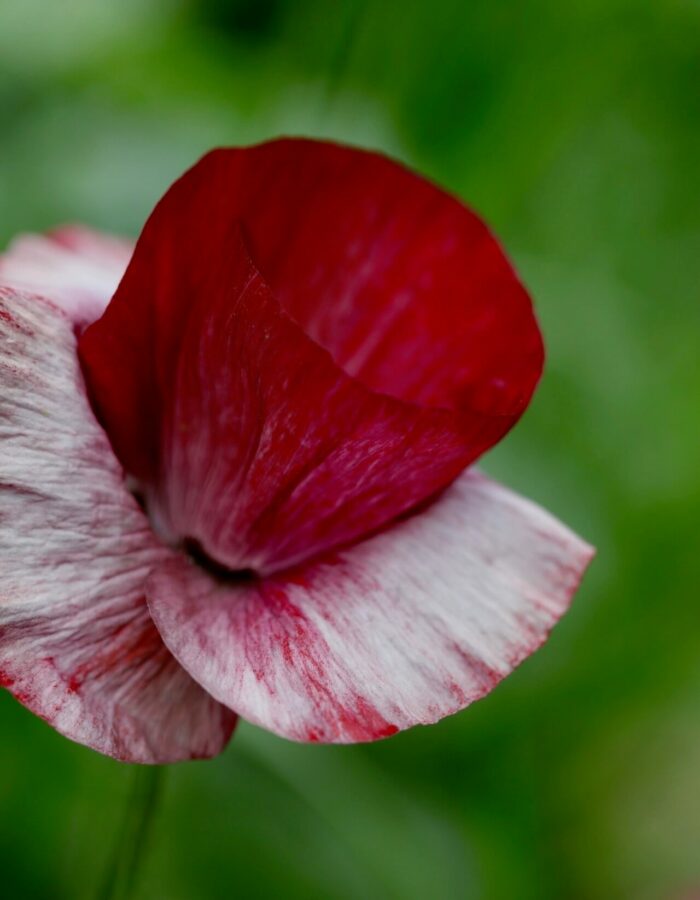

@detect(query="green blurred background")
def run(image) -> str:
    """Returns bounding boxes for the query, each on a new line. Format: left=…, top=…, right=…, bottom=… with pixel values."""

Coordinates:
left=1, top=1, right=698, bottom=898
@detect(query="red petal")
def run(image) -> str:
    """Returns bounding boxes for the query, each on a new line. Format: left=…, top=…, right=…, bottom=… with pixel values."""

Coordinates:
left=79, top=140, right=543, bottom=574
left=0, top=288, right=235, bottom=762
left=147, top=470, right=594, bottom=743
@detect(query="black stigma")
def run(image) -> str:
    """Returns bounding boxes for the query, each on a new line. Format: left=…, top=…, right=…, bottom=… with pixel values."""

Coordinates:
left=183, top=538, right=258, bottom=584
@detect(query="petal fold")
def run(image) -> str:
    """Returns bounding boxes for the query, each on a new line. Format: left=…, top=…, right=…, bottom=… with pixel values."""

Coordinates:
left=0, top=288, right=235, bottom=762
left=147, top=470, right=594, bottom=744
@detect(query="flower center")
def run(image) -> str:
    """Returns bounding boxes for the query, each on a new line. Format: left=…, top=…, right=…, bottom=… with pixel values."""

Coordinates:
left=129, top=481, right=258, bottom=583
left=182, top=538, right=258, bottom=584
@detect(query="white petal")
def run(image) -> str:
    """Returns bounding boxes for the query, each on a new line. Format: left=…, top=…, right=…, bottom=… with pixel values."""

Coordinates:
left=0, top=287, right=235, bottom=762
left=148, top=469, right=594, bottom=743
left=0, top=225, right=131, bottom=328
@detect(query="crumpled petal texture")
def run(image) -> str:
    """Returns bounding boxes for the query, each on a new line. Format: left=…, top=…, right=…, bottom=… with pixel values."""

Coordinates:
left=0, top=288, right=235, bottom=762
left=147, top=470, right=594, bottom=743
left=0, top=225, right=132, bottom=329
left=79, top=140, right=544, bottom=575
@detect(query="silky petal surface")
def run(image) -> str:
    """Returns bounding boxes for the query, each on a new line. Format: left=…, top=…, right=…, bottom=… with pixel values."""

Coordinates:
left=79, top=140, right=544, bottom=575
left=0, top=225, right=131, bottom=329
left=147, top=470, right=594, bottom=743
left=0, top=288, right=235, bottom=762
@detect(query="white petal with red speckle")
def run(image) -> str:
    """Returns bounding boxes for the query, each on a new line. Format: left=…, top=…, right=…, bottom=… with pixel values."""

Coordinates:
left=0, top=226, right=131, bottom=328
left=147, top=470, right=594, bottom=744
left=0, top=288, right=235, bottom=762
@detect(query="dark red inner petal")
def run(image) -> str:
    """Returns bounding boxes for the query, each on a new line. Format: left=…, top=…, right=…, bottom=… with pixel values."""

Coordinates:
left=184, top=141, right=542, bottom=414
left=78, top=139, right=543, bottom=576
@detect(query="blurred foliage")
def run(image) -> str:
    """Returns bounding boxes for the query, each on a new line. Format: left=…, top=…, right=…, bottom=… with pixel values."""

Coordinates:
left=1, top=1, right=699, bottom=898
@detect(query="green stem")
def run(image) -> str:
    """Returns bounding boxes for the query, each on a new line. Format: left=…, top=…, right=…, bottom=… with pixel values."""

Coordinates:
left=97, top=766, right=166, bottom=900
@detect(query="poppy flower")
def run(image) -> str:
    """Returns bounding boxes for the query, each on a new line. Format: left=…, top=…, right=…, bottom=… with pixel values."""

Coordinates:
left=0, top=139, right=593, bottom=763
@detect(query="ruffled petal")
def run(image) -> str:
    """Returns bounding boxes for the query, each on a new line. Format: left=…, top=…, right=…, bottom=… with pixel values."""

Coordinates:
left=79, top=140, right=543, bottom=575
left=0, top=287, right=235, bottom=762
left=147, top=470, right=594, bottom=743
left=0, top=225, right=131, bottom=329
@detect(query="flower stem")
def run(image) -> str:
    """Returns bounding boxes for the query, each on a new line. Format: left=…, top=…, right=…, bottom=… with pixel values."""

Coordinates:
left=97, top=765, right=166, bottom=900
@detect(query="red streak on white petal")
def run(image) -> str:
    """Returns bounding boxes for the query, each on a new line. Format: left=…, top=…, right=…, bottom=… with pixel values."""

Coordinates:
left=0, top=288, right=234, bottom=763
left=147, top=471, right=594, bottom=744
